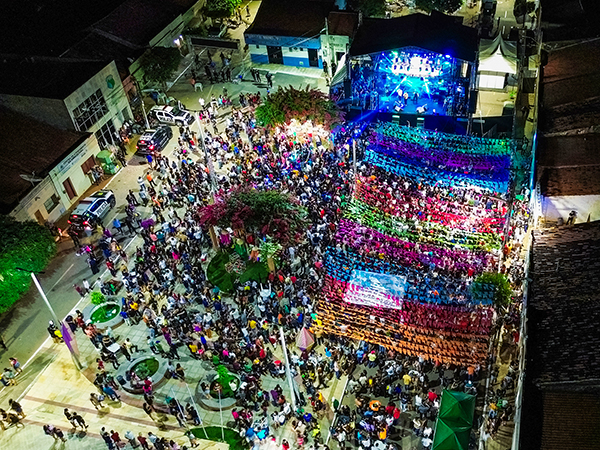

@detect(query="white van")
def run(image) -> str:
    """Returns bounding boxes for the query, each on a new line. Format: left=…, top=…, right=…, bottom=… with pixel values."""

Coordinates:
left=150, top=105, right=194, bottom=126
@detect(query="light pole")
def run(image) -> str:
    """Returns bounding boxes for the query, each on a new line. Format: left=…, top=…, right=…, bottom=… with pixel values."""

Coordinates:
left=16, top=268, right=83, bottom=370
left=279, top=327, right=297, bottom=411
left=215, top=384, right=225, bottom=441
left=194, top=111, right=220, bottom=250
left=185, top=382, right=209, bottom=440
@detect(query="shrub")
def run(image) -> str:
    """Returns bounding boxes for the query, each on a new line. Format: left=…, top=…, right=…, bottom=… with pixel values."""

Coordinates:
left=472, top=272, right=512, bottom=307
left=90, top=291, right=106, bottom=305
left=0, top=216, right=56, bottom=314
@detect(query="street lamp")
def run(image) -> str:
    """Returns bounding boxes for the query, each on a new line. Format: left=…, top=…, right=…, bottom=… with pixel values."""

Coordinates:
left=15, top=268, right=83, bottom=370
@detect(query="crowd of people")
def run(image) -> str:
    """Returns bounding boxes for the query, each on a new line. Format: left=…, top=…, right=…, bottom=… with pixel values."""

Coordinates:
left=0, top=66, right=528, bottom=450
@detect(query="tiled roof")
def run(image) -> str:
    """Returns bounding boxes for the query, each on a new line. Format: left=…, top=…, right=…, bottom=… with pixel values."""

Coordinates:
left=540, top=39, right=600, bottom=133
left=538, top=165, right=600, bottom=197
left=0, top=57, right=110, bottom=99
left=0, top=107, right=90, bottom=213
left=92, top=0, right=194, bottom=48
left=327, top=11, right=359, bottom=38
left=528, top=222, right=600, bottom=385
left=245, top=0, right=334, bottom=37
left=537, top=391, right=600, bottom=450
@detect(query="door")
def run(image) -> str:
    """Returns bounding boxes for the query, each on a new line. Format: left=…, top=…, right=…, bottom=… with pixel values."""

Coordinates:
left=267, top=46, right=283, bottom=65
left=34, top=210, right=45, bottom=225
left=63, top=178, right=77, bottom=200
left=308, top=49, right=320, bottom=67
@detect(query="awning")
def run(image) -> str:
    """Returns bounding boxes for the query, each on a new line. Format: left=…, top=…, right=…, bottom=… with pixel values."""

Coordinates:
left=331, top=54, right=348, bottom=86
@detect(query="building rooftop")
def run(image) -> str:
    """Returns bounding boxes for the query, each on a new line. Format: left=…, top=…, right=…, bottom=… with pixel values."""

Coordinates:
left=0, top=107, right=90, bottom=214
left=0, top=58, right=111, bottom=100
left=0, top=0, right=196, bottom=58
left=0, top=0, right=128, bottom=56
left=327, top=11, right=359, bottom=38
left=521, top=222, right=600, bottom=449
left=528, top=222, right=600, bottom=385
left=540, top=39, right=600, bottom=133
left=91, top=0, right=194, bottom=48
left=349, top=12, right=479, bottom=63
left=537, top=39, right=600, bottom=197
left=245, top=0, right=334, bottom=37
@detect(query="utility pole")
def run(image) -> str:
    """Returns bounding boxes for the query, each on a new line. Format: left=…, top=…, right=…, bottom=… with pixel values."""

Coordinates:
left=133, top=78, right=151, bottom=129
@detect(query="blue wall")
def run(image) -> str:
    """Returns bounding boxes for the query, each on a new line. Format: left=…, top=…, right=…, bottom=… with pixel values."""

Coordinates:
left=250, top=53, right=269, bottom=64
left=283, top=55, right=313, bottom=68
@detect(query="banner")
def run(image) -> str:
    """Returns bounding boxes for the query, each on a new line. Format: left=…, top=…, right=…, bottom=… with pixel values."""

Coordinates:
left=344, top=270, right=406, bottom=310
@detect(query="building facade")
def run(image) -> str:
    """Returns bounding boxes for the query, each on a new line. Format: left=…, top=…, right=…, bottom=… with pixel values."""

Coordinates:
left=9, top=132, right=102, bottom=223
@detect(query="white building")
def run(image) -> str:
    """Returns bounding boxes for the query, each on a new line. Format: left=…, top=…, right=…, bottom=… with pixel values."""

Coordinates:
left=0, top=59, right=132, bottom=149
left=0, top=107, right=101, bottom=223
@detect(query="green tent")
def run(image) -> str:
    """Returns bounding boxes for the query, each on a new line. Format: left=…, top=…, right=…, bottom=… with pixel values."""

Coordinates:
left=432, top=390, right=476, bottom=450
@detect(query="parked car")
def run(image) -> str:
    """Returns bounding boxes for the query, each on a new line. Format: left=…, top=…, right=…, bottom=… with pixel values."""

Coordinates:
left=150, top=105, right=194, bottom=126
left=135, top=126, right=173, bottom=155
left=68, top=190, right=116, bottom=229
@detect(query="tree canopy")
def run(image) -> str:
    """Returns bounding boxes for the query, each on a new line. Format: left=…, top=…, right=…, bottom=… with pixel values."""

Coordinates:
left=415, top=0, right=463, bottom=14
left=255, top=86, right=344, bottom=130
left=196, top=189, right=309, bottom=245
left=472, top=272, right=513, bottom=307
left=0, top=216, right=56, bottom=314
left=203, top=0, right=242, bottom=18
left=348, top=0, right=387, bottom=17
left=137, top=47, right=183, bottom=89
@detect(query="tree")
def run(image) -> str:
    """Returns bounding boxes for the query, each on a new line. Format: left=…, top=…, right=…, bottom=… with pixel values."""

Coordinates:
left=471, top=272, right=513, bottom=307
left=137, top=47, right=183, bottom=91
left=415, top=0, right=463, bottom=14
left=513, top=0, right=535, bottom=19
left=196, top=188, right=309, bottom=246
left=348, top=0, right=387, bottom=17
left=0, top=216, right=56, bottom=314
left=203, top=0, right=242, bottom=18
left=255, top=86, right=344, bottom=130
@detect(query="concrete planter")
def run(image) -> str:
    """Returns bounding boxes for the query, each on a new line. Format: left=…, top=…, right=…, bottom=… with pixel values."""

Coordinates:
left=196, top=370, right=240, bottom=411
left=115, top=355, right=168, bottom=394
left=85, top=301, right=123, bottom=330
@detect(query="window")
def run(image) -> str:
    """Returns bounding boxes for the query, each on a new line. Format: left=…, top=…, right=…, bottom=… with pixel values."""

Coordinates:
left=95, top=120, right=117, bottom=148
left=121, top=107, right=131, bottom=122
left=256, top=45, right=260, bottom=49
left=81, top=155, right=96, bottom=174
left=44, top=194, right=60, bottom=214
left=72, top=89, right=108, bottom=131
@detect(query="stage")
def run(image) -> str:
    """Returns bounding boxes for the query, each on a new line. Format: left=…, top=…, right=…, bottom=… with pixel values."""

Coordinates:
left=348, top=47, right=471, bottom=117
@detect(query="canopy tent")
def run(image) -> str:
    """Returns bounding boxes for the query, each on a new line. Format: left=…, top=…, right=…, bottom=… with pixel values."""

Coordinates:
left=432, top=390, right=476, bottom=450
left=431, top=418, right=472, bottom=450
left=479, top=50, right=517, bottom=75
left=296, top=327, right=314, bottom=350
left=479, top=34, right=517, bottom=60
left=478, top=34, right=517, bottom=90
left=330, top=54, right=348, bottom=87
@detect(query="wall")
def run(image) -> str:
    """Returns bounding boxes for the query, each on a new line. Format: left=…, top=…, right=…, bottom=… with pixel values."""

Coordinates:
left=150, top=15, right=186, bottom=48
left=49, top=135, right=102, bottom=208
left=10, top=177, right=64, bottom=224
left=541, top=195, right=600, bottom=223
left=245, top=34, right=322, bottom=49
left=63, top=61, right=132, bottom=138
left=0, top=95, right=72, bottom=130
left=282, top=47, right=311, bottom=67
left=250, top=44, right=269, bottom=64
left=321, top=34, right=349, bottom=62
left=248, top=41, right=322, bottom=68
